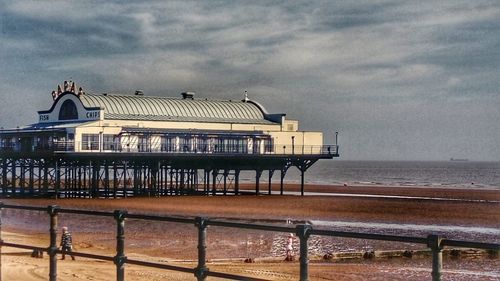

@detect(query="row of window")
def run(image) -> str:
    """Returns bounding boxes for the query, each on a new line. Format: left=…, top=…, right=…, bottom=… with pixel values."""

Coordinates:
left=81, top=134, right=275, bottom=153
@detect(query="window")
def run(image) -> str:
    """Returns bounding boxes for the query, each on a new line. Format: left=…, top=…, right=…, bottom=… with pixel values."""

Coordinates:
left=196, top=137, right=208, bottom=152
left=103, top=134, right=119, bottom=151
left=138, top=136, right=149, bottom=152
left=59, top=100, right=78, bottom=120
left=264, top=138, right=274, bottom=153
left=82, top=134, right=99, bottom=150
left=180, top=137, right=191, bottom=152
left=287, top=124, right=294, bottom=131
left=161, top=136, right=176, bottom=152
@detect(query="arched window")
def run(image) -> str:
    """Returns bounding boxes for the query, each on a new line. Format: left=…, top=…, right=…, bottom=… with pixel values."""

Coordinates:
left=59, top=100, right=78, bottom=120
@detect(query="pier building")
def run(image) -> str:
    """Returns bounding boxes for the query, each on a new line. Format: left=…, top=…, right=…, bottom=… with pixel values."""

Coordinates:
left=0, top=82, right=338, bottom=198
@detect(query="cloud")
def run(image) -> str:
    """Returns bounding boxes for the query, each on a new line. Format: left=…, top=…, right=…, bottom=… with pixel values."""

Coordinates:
left=0, top=0, right=499, bottom=160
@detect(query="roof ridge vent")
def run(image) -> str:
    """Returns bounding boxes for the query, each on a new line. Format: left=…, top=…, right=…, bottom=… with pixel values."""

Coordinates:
left=181, top=91, right=195, bottom=100
left=135, top=90, right=144, bottom=96
left=242, top=90, right=249, bottom=102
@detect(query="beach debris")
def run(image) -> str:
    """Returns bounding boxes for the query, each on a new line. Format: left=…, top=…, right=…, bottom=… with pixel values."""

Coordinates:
left=323, top=253, right=334, bottom=260
left=31, top=248, right=44, bottom=258
left=363, top=251, right=375, bottom=259
left=450, top=249, right=461, bottom=259
left=403, top=250, right=413, bottom=258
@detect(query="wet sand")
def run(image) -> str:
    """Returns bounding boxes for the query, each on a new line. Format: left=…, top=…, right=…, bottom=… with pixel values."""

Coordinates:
left=1, top=184, right=499, bottom=280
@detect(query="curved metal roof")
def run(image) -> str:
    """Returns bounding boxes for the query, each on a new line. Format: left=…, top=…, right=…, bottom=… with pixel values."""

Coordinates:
left=79, top=93, right=276, bottom=124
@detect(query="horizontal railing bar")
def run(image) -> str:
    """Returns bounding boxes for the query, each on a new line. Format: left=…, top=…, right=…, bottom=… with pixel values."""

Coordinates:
left=58, top=208, right=116, bottom=217
left=126, top=258, right=195, bottom=274
left=1, top=204, right=46, bottom=212
left=125, top=213, right=194, bottom=224
left=442, top=239, right=500, bottom=250
left=0, top=242, right=115, bottom=261
left=207, top=220, right=295, bottom=233
left=67, top=251, right=115, bottom=261
left=1, top=242, right=44, bottom=251
left=207, top=270, right=271, bottom=281
left=311, top=229, right=429, bottom=244
left=128, top=257, right=270, bottom=281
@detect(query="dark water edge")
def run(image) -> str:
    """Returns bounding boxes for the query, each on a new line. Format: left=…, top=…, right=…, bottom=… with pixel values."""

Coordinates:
left=240, top=161, right=500, bottom=189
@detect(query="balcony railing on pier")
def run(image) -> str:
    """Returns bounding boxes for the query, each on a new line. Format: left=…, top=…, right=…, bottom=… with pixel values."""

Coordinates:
left=0, top=141, right=339, bottom=156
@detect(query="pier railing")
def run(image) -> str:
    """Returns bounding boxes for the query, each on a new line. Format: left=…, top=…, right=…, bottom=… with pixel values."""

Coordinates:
left=0, top=203, right=498, bottom=281
left=0, top=142, right=339, bottom=157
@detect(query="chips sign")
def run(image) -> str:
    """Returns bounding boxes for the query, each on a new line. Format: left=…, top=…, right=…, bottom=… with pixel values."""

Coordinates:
left=85, top=111, right=100, bottom=119
left=39, top=110, right=101, bottom=123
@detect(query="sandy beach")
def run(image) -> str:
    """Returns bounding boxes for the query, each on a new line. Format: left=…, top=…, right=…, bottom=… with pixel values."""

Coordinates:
left=1, top=184, right=499, bottom=280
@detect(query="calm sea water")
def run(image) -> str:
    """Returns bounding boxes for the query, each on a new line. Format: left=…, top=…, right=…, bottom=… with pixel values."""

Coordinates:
left=244, top=161, right=500, bottom=189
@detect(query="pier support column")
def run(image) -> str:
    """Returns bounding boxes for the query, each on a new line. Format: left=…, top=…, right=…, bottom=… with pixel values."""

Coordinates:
left=223, top=170, right=229, bottom=195
left=113, top=163, right=118, bottom=198
left=212, top=170, right=218, bottom=196
left=29, top=160, right=34, bottom=195
left=234, top=170, right=240, bottom=195
left=133, top=164, right=139, bottom=196
left=55, top=160, right=61, bottom=198
left=203, top=169, right=209, bottom=195
left=280, top=168, right=287, bottom=195
left=300, top=169, right=305, bottom=196
left=91, top=161, right=100, bottom=198
left=43, top=161, right=49, bottom=195
left=10, top=159, right=16, bottom=196
left=150, top=163, right=158, bottom=197
left=20, top=159, right=25, bottom=196
left=104, top=162, right=110, bottom=198
left=268, top=170, right=274, bottom=195
left=1, top=159, right=7, bottom=195
left=123, top=162, right=128, bottom=198
left=255, top=170, right=262, bottom=195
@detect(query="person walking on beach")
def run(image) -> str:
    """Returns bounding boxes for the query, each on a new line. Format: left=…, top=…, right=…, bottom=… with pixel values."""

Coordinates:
left=285, top=233, right=295, bottom=261
left=60, top=226, right=75, bottom=260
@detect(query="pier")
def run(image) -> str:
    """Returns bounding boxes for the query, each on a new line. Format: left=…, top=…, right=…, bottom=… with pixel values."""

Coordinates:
left=0, top=82, right=338, bottom=198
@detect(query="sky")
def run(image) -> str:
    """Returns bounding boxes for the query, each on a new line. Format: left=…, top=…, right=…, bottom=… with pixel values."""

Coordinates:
left=0, top=0, right=499, bottom=161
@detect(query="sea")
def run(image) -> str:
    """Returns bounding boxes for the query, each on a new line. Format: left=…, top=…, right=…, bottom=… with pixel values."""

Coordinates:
left=243, top=161, right=500, bottom=189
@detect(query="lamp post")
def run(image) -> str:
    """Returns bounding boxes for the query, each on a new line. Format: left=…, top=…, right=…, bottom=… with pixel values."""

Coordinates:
left=335, top=132, right=338, bottom=154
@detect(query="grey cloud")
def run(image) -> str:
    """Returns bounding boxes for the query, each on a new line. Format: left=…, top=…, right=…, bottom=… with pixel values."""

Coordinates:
left=0, top=0, right=499, bottom=160
left=1, top=11, right=142, bottom=57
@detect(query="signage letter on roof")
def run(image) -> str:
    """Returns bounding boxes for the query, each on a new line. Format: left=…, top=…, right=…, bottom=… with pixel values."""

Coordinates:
left=86, top=111, right=100, bottom=119
left=39, top=114, right=49, bottom=121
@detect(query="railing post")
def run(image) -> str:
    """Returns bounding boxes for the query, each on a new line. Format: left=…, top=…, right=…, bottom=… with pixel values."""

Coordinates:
left=47, top=205, right=59, bottom=281
left=427, top=234, right=444, bottom=281
left=114, top=210, right=127, bottom=281
left=296, top=224, right=312, bottom=281
left=194, top=217, right=209, bottom=281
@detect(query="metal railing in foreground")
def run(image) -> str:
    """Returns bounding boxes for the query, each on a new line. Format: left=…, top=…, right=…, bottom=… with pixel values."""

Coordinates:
left=0, top=203, right=498, bottom=281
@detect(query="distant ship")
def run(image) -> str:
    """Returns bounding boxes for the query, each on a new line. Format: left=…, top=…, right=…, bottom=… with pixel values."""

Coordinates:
left=450, top=158, right=469, bottom=162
